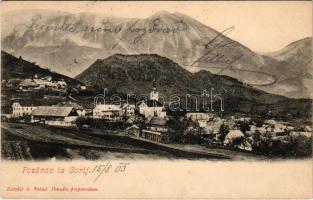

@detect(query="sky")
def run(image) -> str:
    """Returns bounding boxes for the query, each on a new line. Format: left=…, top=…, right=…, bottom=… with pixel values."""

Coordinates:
left=2, top=1, right=312, bottom=52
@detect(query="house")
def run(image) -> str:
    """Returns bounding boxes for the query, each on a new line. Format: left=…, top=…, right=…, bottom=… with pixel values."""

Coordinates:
left=80, top=85, right=87, bottom=91
left=141, top=130, right=164, bottom=143
left=42, top=76, right=52, bottom=82
left=1, top=114, right=12, bottom=122
left=126, top=125, right=141, bottom=137
left=237, top=117, right=251, bottom=123
left=31, top=106, right=78, bottom=127
left=263, top=119, right=276, bottom=126
left=33, top=78, right=46, bottom=87
left=141, top=116, right=169, bottom=143
left=237, top=137, right=253, bottom=151
left=12, top=102, right=37, bottom=118
left=93, top=104, right=123, bottom=121
left=186, top=112, right=210, bottom=128
left=19, top=79, right=38, bottom=90
left=56, top=102, right=86, bottom=116
left=290, top=131, right=312, bottom=138
left=223, top=129, right=245, bottom=146
left=148, top=116, right=168, bottom=133
left=138, top=80, right=166, bottom=119
left=121, top=103, right=136, bottom=117
left=46, top=82, right=58, bottom=88
left=304, top=126, right=312, bottom=132
left=202, top=117, right=224, bottom=135
left=6, top=78, right=22, bottom=88
left=261, top=119, right=289, bottom=135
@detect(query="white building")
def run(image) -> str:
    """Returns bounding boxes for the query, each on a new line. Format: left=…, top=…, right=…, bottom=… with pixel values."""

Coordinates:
left=12, top=102, right=37, bottom=118
left=138, top=101, right=166, bottom=120
left=93, top=104, right=123, bottom=121
left=186, top=112, right=210, bottom=128
left=138, top=80, right=166, bottom=120
left=18, top=79, right=38, bottom=90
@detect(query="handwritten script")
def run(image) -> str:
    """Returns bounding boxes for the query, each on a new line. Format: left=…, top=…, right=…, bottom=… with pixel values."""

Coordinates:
left=14, top=14, right=188, bottom=48
left=190, top=26, right=277, bottom=86
left=21, top=161, right=130, bottom=183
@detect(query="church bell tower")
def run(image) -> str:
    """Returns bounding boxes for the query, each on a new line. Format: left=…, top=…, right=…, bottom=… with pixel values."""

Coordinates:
left=150, top=79, right=159, bottom=101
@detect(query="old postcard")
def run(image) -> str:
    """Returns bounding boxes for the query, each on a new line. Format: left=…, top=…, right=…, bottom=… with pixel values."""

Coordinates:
left=1, top=1, right=312, bottom=199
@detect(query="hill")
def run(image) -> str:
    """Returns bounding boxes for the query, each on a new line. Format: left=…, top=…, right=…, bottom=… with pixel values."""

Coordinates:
left=76, top=54, right=312, bottom=119
left=1, top=51, right=82, bottom=86
left=1, top=51, right=84, bottom=114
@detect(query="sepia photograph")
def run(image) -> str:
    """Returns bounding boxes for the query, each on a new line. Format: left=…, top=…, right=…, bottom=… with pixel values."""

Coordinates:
left=1, top=1, right=312, bottom=198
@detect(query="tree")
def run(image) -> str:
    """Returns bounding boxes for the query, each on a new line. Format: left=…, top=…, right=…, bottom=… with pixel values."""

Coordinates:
left=75, top=116, right=87, bottom=129
left=239, top=120, right=250, bottom=134
left=291, top=135, right=312, bottom=156
left=167, top=117, right=185, bottom=142
left=181, top=120, right=201, bottom=144
left=218, top=123, right=230, bottom=143
left=253, top=118, right=264, bottom=127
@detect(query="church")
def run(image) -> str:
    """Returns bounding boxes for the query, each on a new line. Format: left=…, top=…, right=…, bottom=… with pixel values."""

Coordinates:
left=138, top=80, right=167, bottom=120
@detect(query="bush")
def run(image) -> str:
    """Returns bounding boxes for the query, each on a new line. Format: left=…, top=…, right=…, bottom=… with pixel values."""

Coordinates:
left=252, top=135, right=312, bottom=157
left=291, top=135, right=312, bottom=156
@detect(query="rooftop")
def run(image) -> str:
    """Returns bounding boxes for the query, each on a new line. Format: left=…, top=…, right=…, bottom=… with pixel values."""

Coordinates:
left=94, top=104, right=121, bottom=111
left=32, top=106, right=77, bottom=117
left=150, top=116, right=167, bottom=126
left=142, top=129, right=162, bottom=135
left=56, top=102, right=84, bottom=110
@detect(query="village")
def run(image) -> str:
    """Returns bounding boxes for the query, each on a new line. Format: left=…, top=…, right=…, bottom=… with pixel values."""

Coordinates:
left=2, top=78, right=312, bottom=157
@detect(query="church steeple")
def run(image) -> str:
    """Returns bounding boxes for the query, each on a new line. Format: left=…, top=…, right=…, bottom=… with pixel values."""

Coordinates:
left=150, top=78, right=159, bottom=101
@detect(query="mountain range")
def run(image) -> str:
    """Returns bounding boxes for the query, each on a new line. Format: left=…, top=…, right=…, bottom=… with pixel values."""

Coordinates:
left=76, top=53, right=312, bottom=119
left=1, top=10, right=312, bottom=98
left=1, top=49, right=311, bottom=120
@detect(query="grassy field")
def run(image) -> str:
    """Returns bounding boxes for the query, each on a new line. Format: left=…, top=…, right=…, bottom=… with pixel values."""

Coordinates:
left=1, top=123, right=178, bottom=160
left=1, top=123, right=272, bottom=161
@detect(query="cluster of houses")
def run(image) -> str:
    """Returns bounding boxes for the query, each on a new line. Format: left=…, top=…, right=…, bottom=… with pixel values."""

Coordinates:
left=11, top=81, right=164, bottom=118
left=3, top=74, right=68, bottom=92
left=8, top=82, right=313, bottom=151
left=18, top=75, right=68, bottom=91
left=9, top=82, right=172, bottom=143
